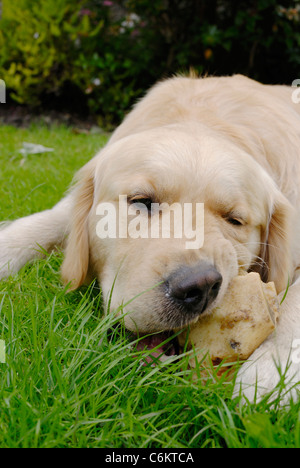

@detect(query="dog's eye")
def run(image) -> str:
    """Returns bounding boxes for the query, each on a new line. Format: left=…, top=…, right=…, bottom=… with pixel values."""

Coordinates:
left=227, top=216, right=244, bottom=226
left=129, top=197, right=153, bottom=211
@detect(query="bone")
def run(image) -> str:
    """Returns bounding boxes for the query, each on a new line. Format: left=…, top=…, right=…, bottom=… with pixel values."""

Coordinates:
left=178, top=272, right=280, bottom=369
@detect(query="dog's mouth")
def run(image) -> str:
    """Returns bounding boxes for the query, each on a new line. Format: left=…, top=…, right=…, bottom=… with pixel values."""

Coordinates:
left=134, top=331, right=180, bottom=365
left=107, top=324, right=180, bottom=365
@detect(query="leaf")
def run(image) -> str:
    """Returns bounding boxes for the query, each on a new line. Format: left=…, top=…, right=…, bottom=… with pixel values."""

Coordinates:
left=50, top=23, right=61, bottom=37
left=243, top=414, right=278, bottom=448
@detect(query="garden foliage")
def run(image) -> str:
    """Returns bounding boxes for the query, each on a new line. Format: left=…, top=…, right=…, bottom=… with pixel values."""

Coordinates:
left=0, top=0, right=299, bottom=126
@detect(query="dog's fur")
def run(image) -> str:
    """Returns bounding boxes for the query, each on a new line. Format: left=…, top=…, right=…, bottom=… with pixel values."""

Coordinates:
left=1, top=74, right=300, bottom=403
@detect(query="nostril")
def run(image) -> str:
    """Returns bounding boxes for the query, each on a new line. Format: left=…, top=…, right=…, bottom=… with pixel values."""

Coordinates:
left=181, top=287, right=203, bottom=303
left=210, top=278, right=222, bottom=294
left=212, top=281, right=220, bottom=290
left=166, top=280, right=204, bottom=304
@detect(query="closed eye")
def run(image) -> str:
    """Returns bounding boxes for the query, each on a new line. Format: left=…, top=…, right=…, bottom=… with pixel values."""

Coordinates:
left=226, top=216, right=245, bottom=226
left=128, top=196, right=153, bottom=211
left=222, top=211, right=246, bottom=226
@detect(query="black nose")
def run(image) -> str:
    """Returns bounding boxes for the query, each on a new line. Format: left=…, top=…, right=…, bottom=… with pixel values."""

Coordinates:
left=165, top=263, right=222, bottom=315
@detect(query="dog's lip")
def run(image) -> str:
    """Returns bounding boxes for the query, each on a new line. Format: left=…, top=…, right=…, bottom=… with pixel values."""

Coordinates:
left=134, top=331, right=179, bottom=365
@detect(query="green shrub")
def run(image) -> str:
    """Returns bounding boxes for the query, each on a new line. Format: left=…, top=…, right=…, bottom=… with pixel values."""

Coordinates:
left=0, top=0, right=299, bottom=127
left=0, top=0, right=103, bottom=106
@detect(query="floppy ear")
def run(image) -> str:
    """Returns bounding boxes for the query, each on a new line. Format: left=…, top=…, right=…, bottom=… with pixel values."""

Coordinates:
left=260, top=192, right=294, bottom=293
left=61, top=160, right=96, bottom=290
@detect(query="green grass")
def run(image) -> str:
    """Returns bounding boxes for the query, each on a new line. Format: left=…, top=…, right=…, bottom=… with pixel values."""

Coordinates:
left=0, top=124, right=300, bottom=448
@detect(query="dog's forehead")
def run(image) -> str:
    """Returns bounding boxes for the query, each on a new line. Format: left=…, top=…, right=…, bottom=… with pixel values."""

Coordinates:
left=95, top=128, right=272, bottom=206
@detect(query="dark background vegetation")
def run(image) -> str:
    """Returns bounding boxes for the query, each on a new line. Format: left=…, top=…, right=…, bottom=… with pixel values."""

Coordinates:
left=0, top=0, right=299, bottom=128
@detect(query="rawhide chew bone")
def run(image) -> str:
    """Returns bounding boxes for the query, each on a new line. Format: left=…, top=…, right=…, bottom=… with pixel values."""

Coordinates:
left=178, top=272, right=280, bottom=367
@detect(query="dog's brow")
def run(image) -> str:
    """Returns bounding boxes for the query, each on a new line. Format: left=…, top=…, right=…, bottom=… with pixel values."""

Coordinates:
left=227, top=209, right=247, bottom=221
left=128, top=189, right=156, bottom=201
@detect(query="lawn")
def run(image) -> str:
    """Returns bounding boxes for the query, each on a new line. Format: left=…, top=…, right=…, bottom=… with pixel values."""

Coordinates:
left=0, top=124, right=299, bottom=448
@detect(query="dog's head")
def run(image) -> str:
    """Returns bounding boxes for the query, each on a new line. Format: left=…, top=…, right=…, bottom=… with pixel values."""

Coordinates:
left=61, top=126, right=293, bottom=334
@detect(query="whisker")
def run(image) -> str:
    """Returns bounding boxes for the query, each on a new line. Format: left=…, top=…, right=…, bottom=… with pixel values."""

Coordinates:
left=234, top=253, right=270, bottom=275
left=240, top=241, right=281, bottom=251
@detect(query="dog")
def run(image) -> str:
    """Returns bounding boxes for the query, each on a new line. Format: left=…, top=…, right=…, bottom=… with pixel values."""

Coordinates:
left=1, top=74, right=300, bottom=403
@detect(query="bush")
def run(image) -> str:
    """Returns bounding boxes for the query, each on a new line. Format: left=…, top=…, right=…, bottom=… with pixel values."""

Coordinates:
left=120, top=0, right=300, bottom=85
left=0, top=0, right=299, bottom=127
left=0, top=0, right=104, bottom=106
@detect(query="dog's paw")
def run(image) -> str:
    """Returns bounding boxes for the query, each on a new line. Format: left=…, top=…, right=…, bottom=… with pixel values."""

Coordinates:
left=0, top=232, right=13, bottom=280
left=234, top=335, right=300, bottom=406
left=0, top=228, right=27, bottom=280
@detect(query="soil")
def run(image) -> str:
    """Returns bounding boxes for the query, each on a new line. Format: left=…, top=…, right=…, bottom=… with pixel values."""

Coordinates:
left=0, top=103, right=105, bottom=133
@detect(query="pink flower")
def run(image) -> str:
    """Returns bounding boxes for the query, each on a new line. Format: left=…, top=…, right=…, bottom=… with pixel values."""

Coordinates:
left=79, top=9, right=92, bottom=16
left=103, top=1, right=113, bottom=6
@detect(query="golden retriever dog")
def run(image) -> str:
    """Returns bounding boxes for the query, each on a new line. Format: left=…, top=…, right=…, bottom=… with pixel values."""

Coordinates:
left=1, top=74, right=300, bottom=403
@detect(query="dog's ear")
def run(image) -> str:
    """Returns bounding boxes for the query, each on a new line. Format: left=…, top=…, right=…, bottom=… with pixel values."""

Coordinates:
left=259, top=192, right=294, bottom=293
left=61, top=160, right=96, bottom=290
